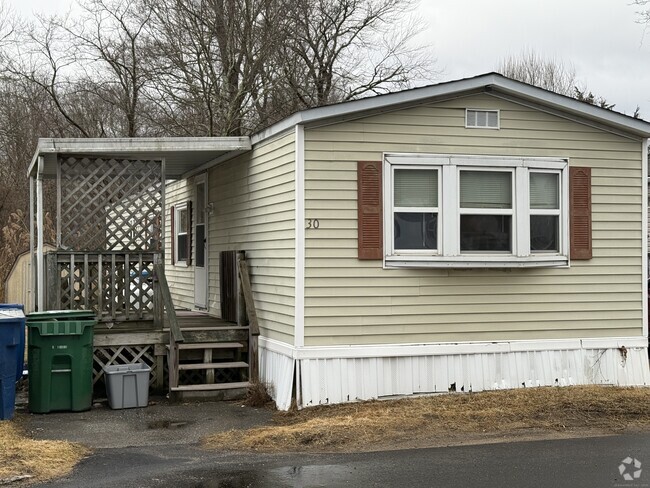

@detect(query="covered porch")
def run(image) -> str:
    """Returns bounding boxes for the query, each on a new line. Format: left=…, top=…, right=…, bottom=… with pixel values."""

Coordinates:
left=27, top=137, right=258, bottom=395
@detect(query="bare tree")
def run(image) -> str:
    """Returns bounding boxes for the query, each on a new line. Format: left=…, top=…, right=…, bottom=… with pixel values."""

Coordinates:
left=4, top=0, right=153, bottom=138
left=60, top=0, right=153, bottom=137
left=497, top=50, right=578, bottom=97
left=144, top=0, right=289, bottom=136
left=6, top=15, right=95, bottom=137
left=282, top=0, right=432, bottom=108
left=633, top=0, right=650, bottom=24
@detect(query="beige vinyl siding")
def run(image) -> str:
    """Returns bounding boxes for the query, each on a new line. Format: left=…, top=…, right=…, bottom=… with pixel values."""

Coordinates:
left=164, top=178, right=195, bottom=310
left=207, top=131, right=296, bottom=344
left=303, top=93, right=644, bottom=346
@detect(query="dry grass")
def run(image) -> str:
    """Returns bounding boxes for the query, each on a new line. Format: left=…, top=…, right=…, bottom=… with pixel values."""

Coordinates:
left=204, top=386, right=650, bottom=453
left=0, top=420, right=89, bottom=484
left=243, top=381, right=275, bottom=408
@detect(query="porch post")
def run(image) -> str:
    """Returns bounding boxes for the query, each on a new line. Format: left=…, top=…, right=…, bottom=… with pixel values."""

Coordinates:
left=36, top=156, right=45, bottom=311
left=160, top=157, right=166, bottom=261
left=29, top=175, right=35, bottom=313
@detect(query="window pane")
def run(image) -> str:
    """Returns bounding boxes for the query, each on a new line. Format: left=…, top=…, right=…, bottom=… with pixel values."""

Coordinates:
left=460, top=171, right=512, bottom=209
left=177, top=234, right=188, bottom=261
left=477, top=111, right=487, bottom=127
left=394, top=169, right=438, bottom=207
left=530, top=172, right=559, bottom=209
left=196, top=183, right=206, bottom=225
left=487, top=111, right=498, bottom=127
left=530, top=215, right=559, bottom=252
left=466, top=110, right=477, bottom=126
left=178, top=208, right=188, bottom=230
left=460, top=215, right=511, bottom=251
left=394, top=212, right=437, bottom=250
left=196, top=224, right=205, bottom=266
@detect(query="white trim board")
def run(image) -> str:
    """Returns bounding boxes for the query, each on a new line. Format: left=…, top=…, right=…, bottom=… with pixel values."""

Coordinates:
left=641, top=139, right=648, bottom=339
left=294, top=125, right=305, bottom=348
left=259, top=336, right=648, bottom=361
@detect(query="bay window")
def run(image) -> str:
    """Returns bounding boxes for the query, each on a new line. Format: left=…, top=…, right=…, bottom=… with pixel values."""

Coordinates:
left=384, top=154, right=569, bottom=267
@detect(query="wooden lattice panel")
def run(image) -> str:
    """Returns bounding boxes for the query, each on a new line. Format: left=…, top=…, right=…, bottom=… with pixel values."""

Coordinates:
left=93, top=345, right=157, bottom=386
left=59, top=157, right=163, bottom=252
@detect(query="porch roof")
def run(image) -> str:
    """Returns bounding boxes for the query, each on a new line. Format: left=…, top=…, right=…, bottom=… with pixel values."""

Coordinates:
left=28, top=137, right=251, bottom=179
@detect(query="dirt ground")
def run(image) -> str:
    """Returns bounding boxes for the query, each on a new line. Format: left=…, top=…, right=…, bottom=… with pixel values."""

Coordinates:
left=204, top=385, right=650, bottom=453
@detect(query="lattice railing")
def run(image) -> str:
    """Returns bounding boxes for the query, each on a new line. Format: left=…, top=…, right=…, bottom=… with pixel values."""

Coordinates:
left=45, top=251, right=158, bottom=322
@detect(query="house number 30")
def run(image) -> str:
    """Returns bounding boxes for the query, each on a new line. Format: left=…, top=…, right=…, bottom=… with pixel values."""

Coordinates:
left=306, top=219, right=320, bottom=229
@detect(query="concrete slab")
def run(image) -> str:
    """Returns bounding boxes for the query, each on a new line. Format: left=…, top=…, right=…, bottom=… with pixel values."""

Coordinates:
left=15, top=395, right=274, bottom=449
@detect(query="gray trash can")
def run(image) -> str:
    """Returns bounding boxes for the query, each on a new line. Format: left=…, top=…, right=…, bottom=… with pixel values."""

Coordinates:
left=103, top=363, right=151, bottom=409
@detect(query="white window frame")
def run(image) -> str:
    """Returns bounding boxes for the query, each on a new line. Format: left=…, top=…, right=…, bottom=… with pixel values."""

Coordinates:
left=174, top=203, right=189, bottom=266
left=391, top=165, right=442, bottom=256
left=383, top=153, right=569, bottom=268
left=465, top=109, right=500, bottom=129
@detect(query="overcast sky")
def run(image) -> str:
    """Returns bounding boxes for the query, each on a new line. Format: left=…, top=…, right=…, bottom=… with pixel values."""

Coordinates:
left=8, top=0, right=650, bottom=119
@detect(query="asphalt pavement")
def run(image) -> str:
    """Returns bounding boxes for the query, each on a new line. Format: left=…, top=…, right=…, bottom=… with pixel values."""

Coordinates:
left=34, top=433, right=650, bottom=488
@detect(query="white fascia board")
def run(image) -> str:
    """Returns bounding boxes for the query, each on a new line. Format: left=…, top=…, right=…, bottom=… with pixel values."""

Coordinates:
left=250, top=73, right=650, bottom=147
left=259, top=336, right=648, bottom=360
left=492, top=78, right=650, bottom=138
left=28, top=137, right=251, bottom=176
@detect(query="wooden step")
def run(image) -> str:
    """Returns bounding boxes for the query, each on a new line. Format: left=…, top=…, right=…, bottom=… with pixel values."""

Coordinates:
left=168, top=341, right=244, bottom=350
left=171, top=381, right=250, bottom=392
left=164, top=326, right=249, bottom=332
left=178, top=361, right=248, bottom=371
left=166, top=327, right=249, bottom=343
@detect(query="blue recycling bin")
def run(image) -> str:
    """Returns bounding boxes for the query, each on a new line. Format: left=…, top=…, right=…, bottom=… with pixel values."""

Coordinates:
left=0, top=304, right=26, bottom=420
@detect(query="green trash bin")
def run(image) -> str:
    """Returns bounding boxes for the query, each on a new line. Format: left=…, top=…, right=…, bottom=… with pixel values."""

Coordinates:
left=27, top=310, right=96, bottom=413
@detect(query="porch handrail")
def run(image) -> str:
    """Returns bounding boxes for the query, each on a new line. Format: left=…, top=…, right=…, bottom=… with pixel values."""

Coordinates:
left=153, top=263, right=183, bottom=391
left=236, top=254, right=260, bottom=337
left=237, top=252, right=259, bottom=383
left=153, top=263, right=184, bottom=344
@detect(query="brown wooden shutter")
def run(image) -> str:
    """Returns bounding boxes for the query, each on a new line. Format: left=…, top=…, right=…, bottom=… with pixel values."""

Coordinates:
left=170, top=205, right=175, bottom=265
left=357, top=161, right=383, bottom=260
left=569, top=166, right=592, bottom=260
left=186, top=200, right=192, bottom=266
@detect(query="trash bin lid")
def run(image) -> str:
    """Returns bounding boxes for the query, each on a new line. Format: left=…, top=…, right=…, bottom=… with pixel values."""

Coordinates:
left=27, top=310, right=96, bottom=321
left=0, top=306, right=25, bottom=320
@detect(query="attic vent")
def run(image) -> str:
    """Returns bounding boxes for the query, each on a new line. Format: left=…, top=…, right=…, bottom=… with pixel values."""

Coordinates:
left=466, top=109, right=499, bottom=129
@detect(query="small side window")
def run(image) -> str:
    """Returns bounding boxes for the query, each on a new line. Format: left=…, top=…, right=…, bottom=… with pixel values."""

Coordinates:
left=174, top=203, right=190, bottom=265
left=466, top=109, right=499, bottom=129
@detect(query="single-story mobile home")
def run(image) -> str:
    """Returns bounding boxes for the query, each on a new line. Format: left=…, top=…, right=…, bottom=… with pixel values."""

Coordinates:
left=30, top=73, right=650, bottom=409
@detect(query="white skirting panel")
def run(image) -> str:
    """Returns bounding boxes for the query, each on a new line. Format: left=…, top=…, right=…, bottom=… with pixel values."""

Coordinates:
left=259, top=340, right=295, bottom=411
left=297, top=345, right=650, bottom=408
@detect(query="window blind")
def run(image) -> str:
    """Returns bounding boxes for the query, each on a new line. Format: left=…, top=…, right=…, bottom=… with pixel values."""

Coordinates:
left=460, top=171, right=511, bottom=209
left=394, top=169, right=438, bottom=207
left=530, top=172, right=559, bottom=209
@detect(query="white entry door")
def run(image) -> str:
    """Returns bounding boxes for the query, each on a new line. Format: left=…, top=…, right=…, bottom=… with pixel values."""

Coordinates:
left=194, top=175, right=208, bottom=309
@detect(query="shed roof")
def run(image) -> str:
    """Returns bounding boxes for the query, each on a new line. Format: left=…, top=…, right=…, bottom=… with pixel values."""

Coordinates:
left=29, top=137, right=251, bottom=179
